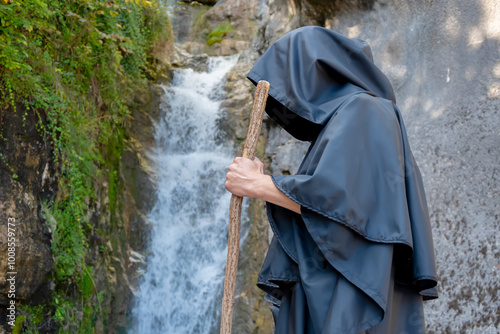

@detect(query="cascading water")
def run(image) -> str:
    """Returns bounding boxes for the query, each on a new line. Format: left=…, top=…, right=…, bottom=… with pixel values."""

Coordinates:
left=131, top=55, right=243, bottom=333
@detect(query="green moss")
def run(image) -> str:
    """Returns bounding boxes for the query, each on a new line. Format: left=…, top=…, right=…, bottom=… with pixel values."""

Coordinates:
left=206, top=21, right=234, bottom=45
left=104, top=125, right=125, bottom=215
left=14, top=305, right=45, bottom=334
left=12, top=315, right=27, bottom=334
left=80, top=269, right=94, bottom=300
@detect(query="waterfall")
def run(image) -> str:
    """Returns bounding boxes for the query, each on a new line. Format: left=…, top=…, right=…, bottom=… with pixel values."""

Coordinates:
left=131, top=55, right=243, bottom=333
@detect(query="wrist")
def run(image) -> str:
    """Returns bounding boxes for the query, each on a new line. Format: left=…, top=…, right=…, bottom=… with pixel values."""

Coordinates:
left=252, top=174, right=272, bottom=199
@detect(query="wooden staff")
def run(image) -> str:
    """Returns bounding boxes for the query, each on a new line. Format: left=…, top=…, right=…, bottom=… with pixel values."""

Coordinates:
left=220, top=80, right=270, bottom=334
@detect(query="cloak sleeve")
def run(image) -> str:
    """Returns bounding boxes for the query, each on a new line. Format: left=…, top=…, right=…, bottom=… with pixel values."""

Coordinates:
left=268, top=93, right=438, bottom=302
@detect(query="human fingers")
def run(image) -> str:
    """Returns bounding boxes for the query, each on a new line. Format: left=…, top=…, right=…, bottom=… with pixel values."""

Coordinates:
left=231, top=156, right=256, bottom=168
left=228, top=157, right=243, bottom=171
left=253, top=157, right=264, bottom=174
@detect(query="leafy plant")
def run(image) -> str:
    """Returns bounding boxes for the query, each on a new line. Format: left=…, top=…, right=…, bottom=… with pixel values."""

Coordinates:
left=14, top=304, right=44, bottom=334
left=206, top=21, right=234, bottom=45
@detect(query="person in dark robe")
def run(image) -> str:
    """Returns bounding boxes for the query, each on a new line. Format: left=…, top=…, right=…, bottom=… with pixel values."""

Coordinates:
left=225, top=26, right=438, bottom=334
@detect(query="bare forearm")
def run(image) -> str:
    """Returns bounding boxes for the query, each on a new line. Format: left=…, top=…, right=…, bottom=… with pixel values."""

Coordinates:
left=253, top=175, right=301, bottom=214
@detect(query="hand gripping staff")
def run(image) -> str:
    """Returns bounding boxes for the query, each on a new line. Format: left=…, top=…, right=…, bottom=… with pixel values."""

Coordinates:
left=220, top=80, right=270, bottom=334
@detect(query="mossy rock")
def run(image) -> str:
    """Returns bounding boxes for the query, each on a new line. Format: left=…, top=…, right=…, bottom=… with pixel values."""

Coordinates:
left=206, top=22, right=234, bottom=45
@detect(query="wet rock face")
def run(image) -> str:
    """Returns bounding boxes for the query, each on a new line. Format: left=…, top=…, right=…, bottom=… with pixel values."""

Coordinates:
left=0, top=106, right=56, bottom=306
left=171, top=0, right=259, bottom=57
left=204, top=0, right=258, bottom=41
left=120, top=85, right=163, bottom=291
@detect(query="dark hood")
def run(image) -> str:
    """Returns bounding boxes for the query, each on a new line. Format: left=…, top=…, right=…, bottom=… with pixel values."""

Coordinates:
left=247, top=26, right=396, bottom=141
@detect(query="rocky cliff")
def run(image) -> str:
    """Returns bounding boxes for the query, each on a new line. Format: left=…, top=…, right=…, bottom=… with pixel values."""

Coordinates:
left=0, top=84, right=168, bottom=333
left=0, top=105, right=56, bottom=312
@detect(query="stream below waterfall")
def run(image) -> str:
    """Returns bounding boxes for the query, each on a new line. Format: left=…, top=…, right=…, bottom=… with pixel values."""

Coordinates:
left=131, top=55, right=246, bottom=333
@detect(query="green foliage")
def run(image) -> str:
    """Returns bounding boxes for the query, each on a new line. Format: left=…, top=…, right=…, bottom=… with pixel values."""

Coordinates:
left=12, top=315, right=27, bottom=334
left=80, top=268, right=95, bottom=300
left=0, top=0, right=171, bottom=332
left=15, top=305, right=44, bottom=334
left=206, top=21, right=233, bottom=45
left=52, top=291, right=80, bottom=333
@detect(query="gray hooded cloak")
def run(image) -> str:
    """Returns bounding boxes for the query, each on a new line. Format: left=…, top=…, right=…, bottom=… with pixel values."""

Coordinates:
left=247, top=26, right=438, bottom=334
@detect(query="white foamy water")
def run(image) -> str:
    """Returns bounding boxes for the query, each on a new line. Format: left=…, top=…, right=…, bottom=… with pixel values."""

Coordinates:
left=131, top=55, right=240, bottom=333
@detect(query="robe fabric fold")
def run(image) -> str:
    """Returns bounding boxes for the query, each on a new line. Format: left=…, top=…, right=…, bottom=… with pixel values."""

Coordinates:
left=247, top=26, right=438, bottom=333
